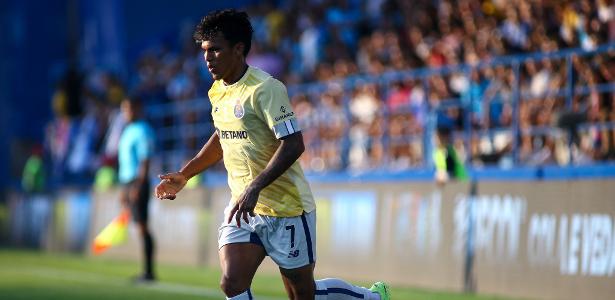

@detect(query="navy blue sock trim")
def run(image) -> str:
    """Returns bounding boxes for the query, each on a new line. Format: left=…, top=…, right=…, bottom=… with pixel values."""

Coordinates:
left=315, top=288, right=364, bottom=298
left=300, top=213, right=314, bottom=263
left=247, top=289, right=253, bottom=300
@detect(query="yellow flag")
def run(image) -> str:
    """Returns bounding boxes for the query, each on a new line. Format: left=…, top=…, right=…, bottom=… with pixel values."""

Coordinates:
left=92, top=210, right=130, bottom=255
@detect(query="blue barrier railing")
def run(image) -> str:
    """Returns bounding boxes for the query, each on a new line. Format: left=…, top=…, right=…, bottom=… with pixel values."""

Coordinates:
left=287, top=42, right=615, bottom=172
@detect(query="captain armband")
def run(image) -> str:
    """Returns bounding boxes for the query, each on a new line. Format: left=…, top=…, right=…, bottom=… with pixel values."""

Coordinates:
left=272, top=119, right=301, bottom=139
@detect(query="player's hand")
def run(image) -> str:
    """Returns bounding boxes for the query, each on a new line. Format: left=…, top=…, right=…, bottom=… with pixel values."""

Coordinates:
left=227, top=185, right=260, bottom=227
left=155, top=172, right=188, bottom=200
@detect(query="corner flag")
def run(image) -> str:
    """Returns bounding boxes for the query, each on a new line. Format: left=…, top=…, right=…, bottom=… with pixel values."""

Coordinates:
left=92, top=210, right=130, bottom=254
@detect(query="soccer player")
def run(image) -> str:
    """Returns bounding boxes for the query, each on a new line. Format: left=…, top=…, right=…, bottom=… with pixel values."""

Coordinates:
left=155, top=9, right=390, bottom=300
left=119, top=96, right=157, bottom=282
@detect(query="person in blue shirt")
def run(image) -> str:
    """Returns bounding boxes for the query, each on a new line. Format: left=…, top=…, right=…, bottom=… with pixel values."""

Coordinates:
left=118, top=96, right=156, bottom=282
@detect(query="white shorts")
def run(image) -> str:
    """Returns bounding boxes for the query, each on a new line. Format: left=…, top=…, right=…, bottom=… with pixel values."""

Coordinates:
left=218, top=204, right=317, bottom=269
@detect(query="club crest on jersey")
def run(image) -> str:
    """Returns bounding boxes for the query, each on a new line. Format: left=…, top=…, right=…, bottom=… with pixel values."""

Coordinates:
left=234, top=99, right=244, bottom=119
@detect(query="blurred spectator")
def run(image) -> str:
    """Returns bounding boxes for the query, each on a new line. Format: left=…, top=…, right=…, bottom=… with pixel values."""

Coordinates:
left=462, top=70, right=488, bottom=129
left=386, top=81, right=411, bottom=112
left=248, top=42, right=285, bottom=78
left=316, top=89, right=348, bottom=171
left=66, top=97, right=106, bottom=177
left=21, top=145, right=46, bottom=194
left=293, top=94, right=320, bottom=170
left=46, top=81, right=78, bottom=183
left=349, top=84, right=381, bottom=171
left=93, top=156, right=117, bottom=192
left=434, top=127, right=468, bottom=184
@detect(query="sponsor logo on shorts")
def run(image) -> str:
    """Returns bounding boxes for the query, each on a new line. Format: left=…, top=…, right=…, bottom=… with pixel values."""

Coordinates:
left=287, top=250, right=300, bottom=258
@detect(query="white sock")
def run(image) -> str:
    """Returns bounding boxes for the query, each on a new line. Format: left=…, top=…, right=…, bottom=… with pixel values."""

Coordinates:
left=315, top=278, right=380, bottom=300
left=226, top=289, right=253, bottom=300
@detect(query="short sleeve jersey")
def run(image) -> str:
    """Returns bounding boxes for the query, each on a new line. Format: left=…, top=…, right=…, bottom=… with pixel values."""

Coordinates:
left=208, top=66, right=315, bottom=217
left=118, top=121, right=155, bottom=183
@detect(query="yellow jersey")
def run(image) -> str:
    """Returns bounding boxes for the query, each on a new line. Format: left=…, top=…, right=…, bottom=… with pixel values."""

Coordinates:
left=208, top=66, right=315, bottom=217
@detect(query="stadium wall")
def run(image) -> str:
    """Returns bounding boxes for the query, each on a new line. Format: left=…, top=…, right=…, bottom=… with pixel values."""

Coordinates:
left=81, top=178, right=615, bottom=300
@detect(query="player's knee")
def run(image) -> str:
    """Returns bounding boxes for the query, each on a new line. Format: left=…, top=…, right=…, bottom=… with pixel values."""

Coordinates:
left=291, top=285, right=315, bottom=300
left=220, top=275, right=249, bottom=297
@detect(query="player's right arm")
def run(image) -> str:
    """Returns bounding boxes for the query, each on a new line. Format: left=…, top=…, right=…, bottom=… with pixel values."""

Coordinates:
left=155, top=131, right=223, bottom=200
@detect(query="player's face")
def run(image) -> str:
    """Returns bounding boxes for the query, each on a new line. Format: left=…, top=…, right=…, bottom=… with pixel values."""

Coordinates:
left=201, top=32, right=244, bottom=82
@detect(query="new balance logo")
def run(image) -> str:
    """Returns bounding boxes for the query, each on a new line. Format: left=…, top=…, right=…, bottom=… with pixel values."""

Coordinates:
left=287, top=250, right=300, bottom=258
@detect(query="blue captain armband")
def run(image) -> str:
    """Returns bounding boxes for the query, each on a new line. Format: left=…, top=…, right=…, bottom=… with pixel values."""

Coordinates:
left=272, top=119, right=301, bottom=139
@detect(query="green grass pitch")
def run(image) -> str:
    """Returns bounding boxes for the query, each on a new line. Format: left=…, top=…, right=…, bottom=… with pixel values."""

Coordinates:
left=0, top=249, right=516, bottom=300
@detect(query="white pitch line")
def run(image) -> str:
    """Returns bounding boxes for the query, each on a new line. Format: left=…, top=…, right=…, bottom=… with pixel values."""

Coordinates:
left=1, top=267, right=286, bottom=300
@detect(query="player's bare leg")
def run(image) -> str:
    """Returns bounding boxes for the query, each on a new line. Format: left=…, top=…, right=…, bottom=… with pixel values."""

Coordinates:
left=219, top=243, right=266, bottom=298
left=279, top=263, right=316, bottom=299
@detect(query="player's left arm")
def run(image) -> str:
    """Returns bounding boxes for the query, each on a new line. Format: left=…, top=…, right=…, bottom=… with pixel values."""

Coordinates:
left=228, top=132, right=304, bottom=226
left=249, top=132, right=305, bottom=191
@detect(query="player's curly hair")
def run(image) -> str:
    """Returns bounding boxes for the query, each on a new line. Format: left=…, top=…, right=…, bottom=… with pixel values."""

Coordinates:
left=193, top=9, right=253, bottom=57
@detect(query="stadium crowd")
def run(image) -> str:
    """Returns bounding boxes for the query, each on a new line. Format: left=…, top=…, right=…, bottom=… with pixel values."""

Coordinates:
left=43, top=0, right=615, bottom=186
